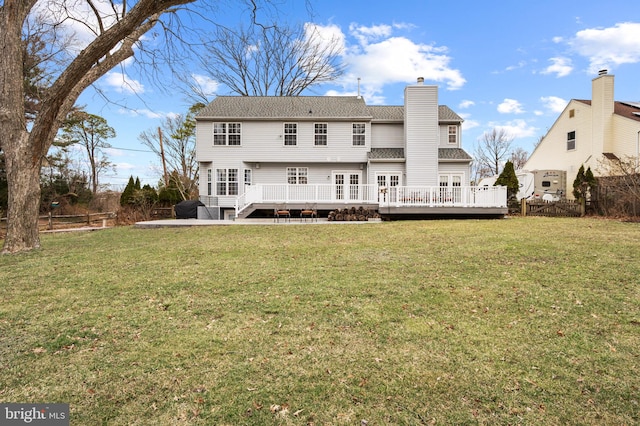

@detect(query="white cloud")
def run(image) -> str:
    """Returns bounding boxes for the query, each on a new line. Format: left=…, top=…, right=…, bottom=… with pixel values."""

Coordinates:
left=569, top=22, right=640, bottom=73
left=459, top=113, right=479, bottom=131
left=346, top=36, right=465, bottom=91
left=540, top=96, right=568, bottom=113
left=485, top=119, right=537, bottom=139
left=104, top=72, right=144, bottom=94
left=118, top=108, right=166, bottom=119
left=541, top=57, right=573, bottom=77
left=497, top=98, right=524, bottom=114
left=312, top=22, right=465, bottom=101
left=459, top=100, right=475, bottom=109
left=306, top=22, right=346, bottom=52
left=192, top=74, right=219, bottom=97
left=104, top=147, right=124, bottom=157
left=348, top=23, right=394, bottom=45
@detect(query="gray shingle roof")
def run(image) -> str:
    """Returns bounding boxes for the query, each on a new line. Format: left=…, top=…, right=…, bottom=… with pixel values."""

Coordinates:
left=197, top=96, right=371, bottom=120
left=369, top=148, right=405, bottom=159
left=439, top=148, right=472, bottom=161
left=197, top=96, right=463, bottom=122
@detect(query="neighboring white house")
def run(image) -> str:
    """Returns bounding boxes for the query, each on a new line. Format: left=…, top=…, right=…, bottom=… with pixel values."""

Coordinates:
left=524, top=71, right=640, bottom=198
left=195, top=78, right=506, bottom=219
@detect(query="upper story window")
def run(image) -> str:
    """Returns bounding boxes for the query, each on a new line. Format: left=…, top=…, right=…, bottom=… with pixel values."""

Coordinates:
left=448, top=125, right=457, bottom=144
left=284, top=123, right=297, bottom=146
left=315, top=123, right=327, bottom=146
left=567, top=131, right=576, bottom=151
left=287, top=167, right=308, bottom=184
left=352, top=123, right=366, bottom=146
left=213, top=123, right=241, bottom=146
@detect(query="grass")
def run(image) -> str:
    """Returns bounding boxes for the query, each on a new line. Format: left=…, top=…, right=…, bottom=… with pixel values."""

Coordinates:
left=0, top=217, right=639, bottom=425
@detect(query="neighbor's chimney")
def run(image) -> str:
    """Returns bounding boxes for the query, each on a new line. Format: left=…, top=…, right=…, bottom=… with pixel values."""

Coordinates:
left=417, top=77, right=424, bottom=85
left=592, top=70, right=614, bottom=153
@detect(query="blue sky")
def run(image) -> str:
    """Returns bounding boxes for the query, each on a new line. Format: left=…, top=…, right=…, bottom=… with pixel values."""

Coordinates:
left=73, top=0, right=640, bottom=188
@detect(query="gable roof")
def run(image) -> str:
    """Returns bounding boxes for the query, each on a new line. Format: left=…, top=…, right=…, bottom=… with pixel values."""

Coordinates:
left=198, top=96, right=371, bottom=120
left=575, top=99, right=640, bottom=123
left=197, top=96, right=463, bottom=122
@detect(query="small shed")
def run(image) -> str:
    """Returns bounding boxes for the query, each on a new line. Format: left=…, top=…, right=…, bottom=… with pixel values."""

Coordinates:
left=174, top=200, right=205, bottom=219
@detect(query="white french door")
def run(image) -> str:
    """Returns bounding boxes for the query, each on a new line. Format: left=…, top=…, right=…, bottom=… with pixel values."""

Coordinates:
left=333, top=172, right=362, bottom=201
left=438, top=174, right=463, bottom=203
left=376, top=173, right=401, bottom=203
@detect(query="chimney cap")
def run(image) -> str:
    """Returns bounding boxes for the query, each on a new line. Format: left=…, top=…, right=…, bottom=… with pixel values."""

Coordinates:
left=417, top=77, right=424, bottom=84
left=598, top=69, right=608, bottom=76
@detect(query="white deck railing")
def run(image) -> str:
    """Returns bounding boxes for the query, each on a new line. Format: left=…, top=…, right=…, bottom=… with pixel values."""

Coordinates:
left=232, top=184, right=506, bottom=217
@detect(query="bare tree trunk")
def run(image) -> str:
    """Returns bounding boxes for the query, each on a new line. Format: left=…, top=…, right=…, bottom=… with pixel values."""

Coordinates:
left=2, top=134, right=42, bottom=253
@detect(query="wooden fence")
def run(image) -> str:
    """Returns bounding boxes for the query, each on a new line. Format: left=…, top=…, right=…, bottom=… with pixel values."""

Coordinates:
left=0, top=212, right=117, bottom=232
left=522, top=199, right=584, bottom=217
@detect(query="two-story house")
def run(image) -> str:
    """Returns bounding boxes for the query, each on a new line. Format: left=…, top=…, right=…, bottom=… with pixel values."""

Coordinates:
left=195, top=78, right=506, bottom=220
left=524, top=71, right=640, bottom=198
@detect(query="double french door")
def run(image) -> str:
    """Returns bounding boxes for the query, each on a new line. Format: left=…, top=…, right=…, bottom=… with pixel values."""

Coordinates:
left=333, top=172, right=362, bottom=201
left=376, top=173, right=401, bottom=203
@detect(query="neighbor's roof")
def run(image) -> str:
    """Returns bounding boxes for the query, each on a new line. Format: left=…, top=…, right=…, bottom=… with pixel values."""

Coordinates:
left=575, top=99, right=640, bottom=123
left=197, top=96, right=463, bottom=122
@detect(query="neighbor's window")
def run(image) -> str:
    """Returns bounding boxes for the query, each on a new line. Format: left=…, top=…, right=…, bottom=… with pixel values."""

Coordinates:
left=287, top=167, right=308, bottom=184
left=284, top=123, right=297, bottom=146
left=216, top=168, right=238, bottom=195
left=567, top=131, right=576, bottom=151
left=315, top=123, right=327, bottom=146
left=448, top=125, right=457, bottom=144
left=244, top=169, right=252, bottom=186
left=213, top=123, right=242, bottom=146
left=352, top=123, right=365, bottom=146
left=207, top=168, right=212, bottom=196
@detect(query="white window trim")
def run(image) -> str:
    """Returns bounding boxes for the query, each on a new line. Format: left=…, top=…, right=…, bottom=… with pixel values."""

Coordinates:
left=284, top=122, right=298, bottom=146
left=448, top=125, right=457, bottom=144
left=352, top=123, right=366, bottom=146
left=213, top=122, right=242, bottom=146
left=314, top=122, right=328, bottom=146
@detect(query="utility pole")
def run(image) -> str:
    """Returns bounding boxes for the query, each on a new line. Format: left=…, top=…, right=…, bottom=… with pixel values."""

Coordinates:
left=158, top=127, right=169, bottom=188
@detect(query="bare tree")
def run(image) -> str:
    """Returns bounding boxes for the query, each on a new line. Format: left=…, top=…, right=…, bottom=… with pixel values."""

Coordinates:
left=473, top=128, right=515, bottom=176
left=1, top=0, right=281, bottom=253
left=138, top=103, right=203, bottom=200
left=193, top=22, right=345, bottom=99
left=510, top=147, right=529, bottom=170
left=598, top=155, right=640, bottom=216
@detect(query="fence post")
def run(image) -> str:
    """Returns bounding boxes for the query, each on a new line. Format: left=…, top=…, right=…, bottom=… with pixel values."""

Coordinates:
left=521, top=198, right=527, bottom=217
left=580, top=198, right=586, bottom=217
left=48, top=211, right=53, bottom=230
left=87, top=213, right=91, bottom=225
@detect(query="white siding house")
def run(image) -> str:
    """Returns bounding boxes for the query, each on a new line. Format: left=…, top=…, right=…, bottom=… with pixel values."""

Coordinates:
left=524, top=71, right=640, bottom=198
left=196, top=79, right=506, bottom=219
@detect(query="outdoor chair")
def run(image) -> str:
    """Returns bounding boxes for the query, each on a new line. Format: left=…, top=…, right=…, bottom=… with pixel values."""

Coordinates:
left=300, top=203, right=318, bottom=222
left=274, top=205, right=291, bottom=222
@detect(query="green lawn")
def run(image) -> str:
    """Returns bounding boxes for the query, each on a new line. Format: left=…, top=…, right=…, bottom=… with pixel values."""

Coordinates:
left=1, top=217, right=639, bottom=425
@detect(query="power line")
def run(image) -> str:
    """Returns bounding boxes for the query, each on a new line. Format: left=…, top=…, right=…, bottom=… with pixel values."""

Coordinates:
left=108, top=146, right=154, bottom=153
